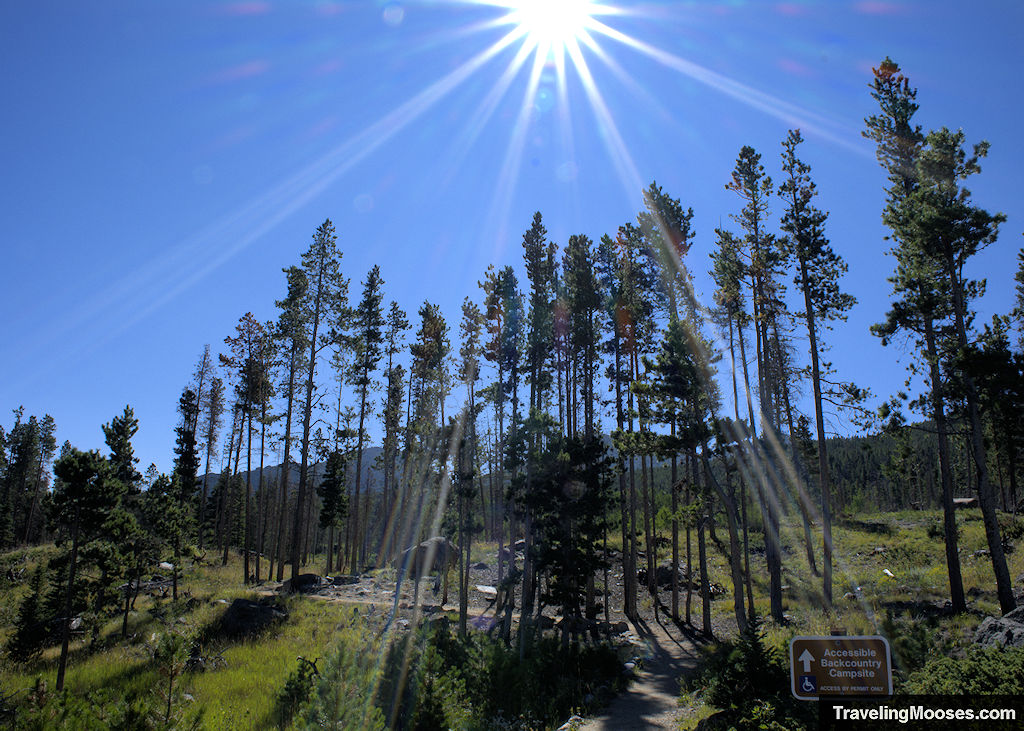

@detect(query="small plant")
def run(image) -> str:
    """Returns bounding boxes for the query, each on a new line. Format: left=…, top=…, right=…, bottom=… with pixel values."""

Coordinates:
left=274, top=655, right=321, bottom=727
left=150, top=621, right=192, bottom=727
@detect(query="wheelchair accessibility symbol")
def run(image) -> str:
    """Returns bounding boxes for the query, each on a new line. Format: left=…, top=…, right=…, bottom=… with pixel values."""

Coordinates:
left=799, top=675, right=817, bottom=694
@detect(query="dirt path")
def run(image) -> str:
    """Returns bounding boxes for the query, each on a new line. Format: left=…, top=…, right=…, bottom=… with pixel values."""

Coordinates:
left=580, top=615, right=703, bottom=730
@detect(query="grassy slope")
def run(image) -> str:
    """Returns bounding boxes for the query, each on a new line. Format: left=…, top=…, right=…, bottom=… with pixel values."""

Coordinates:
left=0, top=551, right=379, bottom=729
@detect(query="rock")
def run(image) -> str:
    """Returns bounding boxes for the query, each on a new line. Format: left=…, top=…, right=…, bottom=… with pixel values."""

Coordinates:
left=557, top=714, right=584, bottom=731
left=471, top=562, right=489, bottom=570
left=475, top=584, right=498, bottom=597
left=158, top=561, right=174, bottom=571
left=469, top=615, right=498, bottom=632
left=280, top=573, right=322, bottom=593
left=219, top=598, right=288, bottom=638
left=974, top=607, right=1024, bottom=648
left=331, top=574, right=359, bottom=586
left=611, top=621, right=629, bottom=635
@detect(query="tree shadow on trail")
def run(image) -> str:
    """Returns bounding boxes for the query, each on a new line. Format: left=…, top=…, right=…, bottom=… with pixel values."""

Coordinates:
left=582, top=611, right=703, bottom=730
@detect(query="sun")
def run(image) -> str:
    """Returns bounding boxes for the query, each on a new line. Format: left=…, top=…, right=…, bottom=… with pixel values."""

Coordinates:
left=508, top=0, right=596, bottom=54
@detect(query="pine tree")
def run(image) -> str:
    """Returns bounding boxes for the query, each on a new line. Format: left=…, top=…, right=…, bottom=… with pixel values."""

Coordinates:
left=710, top=227, right=756, bottom=619
left=317, top=445, right=352, bottom=576
left=21, top=413, right=57, bottom=545
left=346, top=266, right=385, bottom=571
left=381, top=301, right=409, bottom=563
left=636, top=182, right=697, bottom=622
left=51, top=448, right=126, bottom=691
left=866, top=58, right=966, bottom=612
left=7, top=564, right=49, bottom=662
left=198, top=376, right=225, bottom=551
left=103, top=406, right=141, bottom=491
left=726, top=145, right=785, bottom=623
left=2, top=408, right=40, bottom=547
left=779, top=129, right=856, bottom=606
left=274, top=265, right=309, bottom=581
left=168, top=388, right=200, bottom=599
left=290, top=220, right=348, bottom=583
left=903, top=125, right=1013, bottom=613
left=457, top=297, right=483, bottom=634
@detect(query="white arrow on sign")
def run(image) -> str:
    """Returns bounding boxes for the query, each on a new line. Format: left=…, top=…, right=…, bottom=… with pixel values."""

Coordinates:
left=798, top=649, right=815, bottom=673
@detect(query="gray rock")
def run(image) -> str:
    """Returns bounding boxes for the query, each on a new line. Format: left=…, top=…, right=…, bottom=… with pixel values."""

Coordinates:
left=974, top=607, right=1024, bottom=648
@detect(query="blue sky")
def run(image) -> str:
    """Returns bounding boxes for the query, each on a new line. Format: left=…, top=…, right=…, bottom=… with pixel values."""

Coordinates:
left=2, top=0, right=1022, bottom=474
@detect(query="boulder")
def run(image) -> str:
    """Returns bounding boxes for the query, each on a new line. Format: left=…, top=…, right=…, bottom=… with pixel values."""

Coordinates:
left=974, top=607, right=1024, bottom=648
left=219, top=598, right=287, bottom=638
left=280, top=573, right=322, bottom=593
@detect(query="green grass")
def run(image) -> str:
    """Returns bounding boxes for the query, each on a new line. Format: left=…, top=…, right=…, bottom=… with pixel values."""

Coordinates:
left=2, top=510, right=1022, bottom=728
left=0, top=550, right=384, bottom=730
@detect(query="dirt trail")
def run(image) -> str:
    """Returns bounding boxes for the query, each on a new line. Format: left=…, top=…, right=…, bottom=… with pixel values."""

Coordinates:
left=581, top=615, right=702, bottom=730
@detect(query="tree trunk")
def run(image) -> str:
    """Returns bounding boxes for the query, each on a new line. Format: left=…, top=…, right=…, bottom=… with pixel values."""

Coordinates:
left=923, top=316, right=967, bottom=612
left=703, top=446, right=746, bottom=633
left=944, top=252, right=1016, bottom=613
left=56, top=513, right=80, bottom=692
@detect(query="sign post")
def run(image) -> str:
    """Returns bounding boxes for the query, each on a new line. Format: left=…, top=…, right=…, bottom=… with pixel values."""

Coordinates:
left=789, top=636, right=892, bottom=700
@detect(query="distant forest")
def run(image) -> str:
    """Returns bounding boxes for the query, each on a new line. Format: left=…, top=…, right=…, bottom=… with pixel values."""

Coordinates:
left=2, top=58, right=1022, bottom=689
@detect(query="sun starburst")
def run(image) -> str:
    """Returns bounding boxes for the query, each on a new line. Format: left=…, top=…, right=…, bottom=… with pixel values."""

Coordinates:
left=507, top=0, right=596, bottom=55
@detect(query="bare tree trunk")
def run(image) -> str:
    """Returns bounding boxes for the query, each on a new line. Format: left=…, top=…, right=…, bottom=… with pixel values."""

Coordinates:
left=944, top=253, right=1016, bottom=613
left=924, top=317, right=967, bottom=612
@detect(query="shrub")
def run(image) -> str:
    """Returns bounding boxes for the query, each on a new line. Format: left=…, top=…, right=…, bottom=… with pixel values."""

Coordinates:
left=686, top=619, right=815, bottom=730
left=903, top=645, right=1024, bottom=695
left=999, top=516, right=1024, bottom=545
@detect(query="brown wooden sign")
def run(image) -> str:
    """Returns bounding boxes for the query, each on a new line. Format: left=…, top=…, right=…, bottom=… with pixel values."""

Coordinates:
left=789, top=636, right=892, bottom=700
